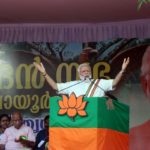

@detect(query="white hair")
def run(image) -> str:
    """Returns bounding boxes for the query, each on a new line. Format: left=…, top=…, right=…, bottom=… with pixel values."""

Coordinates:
left=77, top=63, right=90, bottom=73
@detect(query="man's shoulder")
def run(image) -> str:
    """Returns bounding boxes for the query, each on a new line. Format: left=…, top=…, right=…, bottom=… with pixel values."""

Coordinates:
left=57, top=80, right=80, bottom=84
left=3, top=126, right=14, bottom=134
left=5, top=126, right=14, bottom=131
left=99, top=78, right=113, bottom=82
left=65, top=80, right=82, bottom=85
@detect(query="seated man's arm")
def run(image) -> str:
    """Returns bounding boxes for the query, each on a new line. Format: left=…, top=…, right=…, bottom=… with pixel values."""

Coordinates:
left=19, top=127, right=35, bottom=148
left=19, top=139, right=35, bottom=148
left=0, top=131, right=8, bottom=148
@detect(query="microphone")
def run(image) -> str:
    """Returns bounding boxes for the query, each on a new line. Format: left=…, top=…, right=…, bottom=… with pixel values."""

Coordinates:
left=84, top=76, right=92, bottom=82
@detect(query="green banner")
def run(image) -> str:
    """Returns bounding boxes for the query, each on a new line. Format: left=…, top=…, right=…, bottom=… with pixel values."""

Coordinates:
left=50, top=96, right=129, bottom=133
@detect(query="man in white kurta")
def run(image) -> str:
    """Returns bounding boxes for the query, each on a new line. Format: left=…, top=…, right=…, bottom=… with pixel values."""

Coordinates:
left=57, top=79, right=114, bottom=97
left=0, top=112, right=35, bottom=150
left=33, top=58, right=129, bottom=97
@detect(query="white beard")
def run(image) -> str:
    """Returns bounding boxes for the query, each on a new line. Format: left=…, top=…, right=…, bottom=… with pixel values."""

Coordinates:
left=79, top=75, right=92, bottom=82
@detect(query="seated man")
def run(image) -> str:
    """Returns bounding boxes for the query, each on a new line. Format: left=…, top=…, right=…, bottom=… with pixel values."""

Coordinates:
left=0, top=112, right=35, bottom=150
left=35, top=115, right=49, bottom=150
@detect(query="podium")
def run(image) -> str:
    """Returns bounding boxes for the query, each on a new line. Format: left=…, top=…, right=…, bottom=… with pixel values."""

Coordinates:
left=49, top=96, right=129, bottom=150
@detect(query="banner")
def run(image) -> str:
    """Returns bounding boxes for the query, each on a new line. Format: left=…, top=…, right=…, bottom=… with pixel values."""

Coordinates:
left=50, top=96, right=129, bottom=150
left=0, top=39, right=150, bottom=149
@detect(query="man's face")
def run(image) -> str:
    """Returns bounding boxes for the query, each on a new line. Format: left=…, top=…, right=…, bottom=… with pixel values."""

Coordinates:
left=140, top=47, right=150, bottom=101
left=12, top=114, right=23, bottom=129
left=0, top=116, right=10, bottom=130
left=79, top=66, right=91, bottom=80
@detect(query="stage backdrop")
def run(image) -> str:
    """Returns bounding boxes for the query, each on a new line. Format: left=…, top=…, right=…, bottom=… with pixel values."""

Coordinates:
left=0, top=39, right=150, bottom=149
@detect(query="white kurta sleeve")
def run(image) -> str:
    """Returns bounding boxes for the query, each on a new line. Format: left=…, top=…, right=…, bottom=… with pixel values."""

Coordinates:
left=98, top=79, right=114, bottom=92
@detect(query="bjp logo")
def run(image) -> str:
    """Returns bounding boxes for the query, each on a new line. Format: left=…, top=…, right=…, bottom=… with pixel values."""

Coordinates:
left=58, top=93, right=88, bottom=120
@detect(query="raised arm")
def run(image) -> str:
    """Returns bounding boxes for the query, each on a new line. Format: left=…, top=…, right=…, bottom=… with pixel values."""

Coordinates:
left=112, top=57, right=130, bottom=89
left=33, top=62, right=58, bottom=90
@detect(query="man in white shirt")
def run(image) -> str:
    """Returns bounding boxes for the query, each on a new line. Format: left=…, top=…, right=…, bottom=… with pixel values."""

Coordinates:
left=0, top=112, right=35, bottom=150
left=33, top=58, right=129, bottom=98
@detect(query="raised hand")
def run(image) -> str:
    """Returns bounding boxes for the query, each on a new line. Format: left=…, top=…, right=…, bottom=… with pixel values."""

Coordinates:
left=121, top=57, right=130, bottom=72
left=112, top=57, right=130, bottom=88
left=33, top=62, right=46, bottom=75
left=33, top=62, right=57, bottom=90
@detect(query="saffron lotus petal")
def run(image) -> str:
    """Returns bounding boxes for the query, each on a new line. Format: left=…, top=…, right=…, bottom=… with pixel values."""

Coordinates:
left=68, top=93, right=77, bottom=108
left=58, top=94, right=88, bottom=119
left=67, top=108, right=77, bottom=117
left=62, top=95, right=69, bottom=108
left=58, top=108, right=67, bottom=115
left=58, top=100, right=65, bottom=109
left=78, top=101, right=87, bottom=110
left=75, top=95, right=83, bottom=109
left=77, top=110, right=87, bottom=116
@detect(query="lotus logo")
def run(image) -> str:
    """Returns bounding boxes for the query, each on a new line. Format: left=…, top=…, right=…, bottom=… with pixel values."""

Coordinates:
left=58, top=93, right=88, bottom=120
